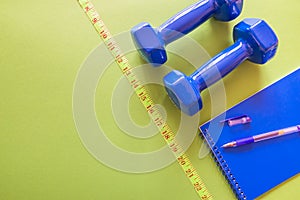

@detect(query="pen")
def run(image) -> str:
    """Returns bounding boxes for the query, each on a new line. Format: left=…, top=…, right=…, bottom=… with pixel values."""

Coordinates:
left=222, top=125, right=300, bottom=148
left=220, top=115, right=252, bottom=127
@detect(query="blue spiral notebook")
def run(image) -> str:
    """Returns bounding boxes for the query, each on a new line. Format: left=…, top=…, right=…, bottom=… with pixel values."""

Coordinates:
left=199, top=68, right=300, bottom=200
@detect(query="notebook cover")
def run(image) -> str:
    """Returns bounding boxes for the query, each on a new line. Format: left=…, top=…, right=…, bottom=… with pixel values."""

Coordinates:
left=199, top=68, right=300, bottom=200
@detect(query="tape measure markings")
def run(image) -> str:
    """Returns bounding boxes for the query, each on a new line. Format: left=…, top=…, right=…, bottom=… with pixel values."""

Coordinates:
left=78, top=1, right=212, bottom=199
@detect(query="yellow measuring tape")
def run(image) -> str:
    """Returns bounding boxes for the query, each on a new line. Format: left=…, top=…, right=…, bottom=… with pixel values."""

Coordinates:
left=78, top=1, right=212, bottom=199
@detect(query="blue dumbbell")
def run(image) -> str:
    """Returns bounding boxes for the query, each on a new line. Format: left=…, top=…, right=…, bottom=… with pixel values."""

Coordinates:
left=163, top=18, right=279, bottom=116
left=131, top=0, right=243, bottom=66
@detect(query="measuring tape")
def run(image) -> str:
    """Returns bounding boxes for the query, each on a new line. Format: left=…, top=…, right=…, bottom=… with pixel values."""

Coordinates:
left=78, top=1, right=212, bottom=199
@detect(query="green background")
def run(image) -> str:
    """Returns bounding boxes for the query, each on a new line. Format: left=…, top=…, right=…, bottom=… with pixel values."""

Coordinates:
left=1, top=0, right=299, bottom=199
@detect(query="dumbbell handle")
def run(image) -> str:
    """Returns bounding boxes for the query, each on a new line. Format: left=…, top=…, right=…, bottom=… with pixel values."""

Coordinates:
left=158, top=0, right=215, bottom=44
left=191, top=39, right=253, bottom=91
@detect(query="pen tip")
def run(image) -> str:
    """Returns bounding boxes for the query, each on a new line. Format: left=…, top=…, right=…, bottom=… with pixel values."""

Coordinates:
left=222, top=144, right=229, bottom=148
left=222, top=142, right=235, bottom=148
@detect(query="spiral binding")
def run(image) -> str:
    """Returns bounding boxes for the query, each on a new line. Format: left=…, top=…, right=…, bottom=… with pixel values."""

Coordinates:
left=202, top=129, right=247, bottom=200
